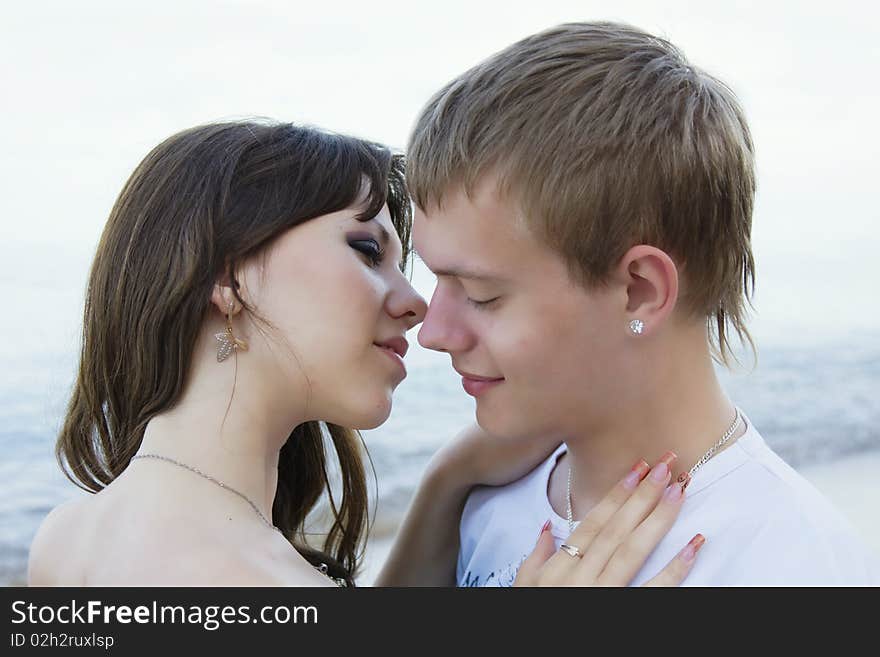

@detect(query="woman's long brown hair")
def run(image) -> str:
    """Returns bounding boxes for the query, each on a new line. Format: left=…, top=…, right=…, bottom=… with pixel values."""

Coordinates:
left=55, top=121, right=412, bottom=585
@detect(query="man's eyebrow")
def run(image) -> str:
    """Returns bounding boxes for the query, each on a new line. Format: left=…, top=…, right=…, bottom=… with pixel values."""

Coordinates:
left=434, top=267, right=501, bottom=281
left=412, top=249, right=501, bottom=281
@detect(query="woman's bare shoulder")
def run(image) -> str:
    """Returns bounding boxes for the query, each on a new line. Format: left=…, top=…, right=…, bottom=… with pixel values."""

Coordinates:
left=131, top=541, right=336, bottom=587
left=27, top=497, right=335, bottom=587
left=28, top=497, right=91, bottom=585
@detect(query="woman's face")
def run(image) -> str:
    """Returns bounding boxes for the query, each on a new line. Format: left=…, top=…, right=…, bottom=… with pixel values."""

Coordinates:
left=236, top=202, right=426, bottom=429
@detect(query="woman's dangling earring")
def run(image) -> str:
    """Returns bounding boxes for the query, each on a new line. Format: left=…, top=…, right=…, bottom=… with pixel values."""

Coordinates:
left=215, top=301, right=249, bottom=362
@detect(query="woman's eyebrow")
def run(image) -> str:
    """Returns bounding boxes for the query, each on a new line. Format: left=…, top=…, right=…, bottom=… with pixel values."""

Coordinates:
left=372, top=222, right=404, bottom=262
left=375, top=224, right=391, bottom=245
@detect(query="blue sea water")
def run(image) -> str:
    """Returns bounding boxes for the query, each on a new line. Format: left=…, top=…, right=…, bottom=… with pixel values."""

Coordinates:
left=2, top=242, right=879, bottom=583
left=2, top=331, right=879, bottom=584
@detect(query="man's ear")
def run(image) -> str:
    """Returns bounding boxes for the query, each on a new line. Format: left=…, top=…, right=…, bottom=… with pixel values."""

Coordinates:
left=613, top=245, right=679, bottom=336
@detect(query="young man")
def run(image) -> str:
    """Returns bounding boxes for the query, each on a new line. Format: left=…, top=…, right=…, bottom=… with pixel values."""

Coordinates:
left=406, top=22, right=878, bottom=585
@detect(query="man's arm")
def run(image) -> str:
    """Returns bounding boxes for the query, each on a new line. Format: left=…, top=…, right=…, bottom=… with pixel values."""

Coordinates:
left=372, top=424, right=561, bottom=586
left=372, top=456, right=469, bottom=587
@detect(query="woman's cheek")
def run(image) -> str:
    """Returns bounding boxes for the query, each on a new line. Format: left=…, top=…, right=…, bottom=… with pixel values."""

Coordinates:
left=352, top=269, right=389, bottom=315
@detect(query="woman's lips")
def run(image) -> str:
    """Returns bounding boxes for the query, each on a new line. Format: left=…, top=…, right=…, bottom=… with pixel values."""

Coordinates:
left=461, top=375, right=504, bottom=397
left=375, top=344, right=407, bottom=377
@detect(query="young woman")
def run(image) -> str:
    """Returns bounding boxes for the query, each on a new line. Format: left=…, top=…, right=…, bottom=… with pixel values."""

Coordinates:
left=27, top=120, right=697, bottom=586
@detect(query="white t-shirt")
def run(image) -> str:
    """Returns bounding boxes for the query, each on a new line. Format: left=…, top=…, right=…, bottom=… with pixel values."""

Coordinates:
left=457, top=416, right=880, bottom=586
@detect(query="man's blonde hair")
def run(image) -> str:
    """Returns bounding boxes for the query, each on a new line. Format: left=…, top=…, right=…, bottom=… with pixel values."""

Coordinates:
left=407, top=22, right=756, bottom=365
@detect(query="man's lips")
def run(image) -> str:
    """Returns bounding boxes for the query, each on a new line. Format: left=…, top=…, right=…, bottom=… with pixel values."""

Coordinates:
left=455, top=368, right=505, bottom=397
left=454, top=367, right=503, bottom=382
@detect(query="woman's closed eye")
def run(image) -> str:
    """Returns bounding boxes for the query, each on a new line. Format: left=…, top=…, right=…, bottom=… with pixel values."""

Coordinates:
left=350, top=239, right=384, bottom=267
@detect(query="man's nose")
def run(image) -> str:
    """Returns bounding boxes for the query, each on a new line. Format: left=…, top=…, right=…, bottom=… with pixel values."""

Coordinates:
left=417, top=286, right=472, bottom=353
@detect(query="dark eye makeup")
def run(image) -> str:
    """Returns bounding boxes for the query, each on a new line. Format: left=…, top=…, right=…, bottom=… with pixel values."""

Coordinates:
left=348, top=236, right=384, bottom=267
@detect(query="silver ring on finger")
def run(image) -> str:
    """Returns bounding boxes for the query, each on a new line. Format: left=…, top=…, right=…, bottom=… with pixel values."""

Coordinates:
left=559, top=543, right=584, bottom=559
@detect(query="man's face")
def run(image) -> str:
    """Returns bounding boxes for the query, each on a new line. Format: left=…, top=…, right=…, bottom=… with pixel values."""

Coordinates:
left=413, top=176, right=631, bottom=440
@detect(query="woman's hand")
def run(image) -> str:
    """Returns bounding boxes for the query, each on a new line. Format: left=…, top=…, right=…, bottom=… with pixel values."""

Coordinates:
left=426, top=423, right=563, bottom=490
left=514, top=454, right=702, bottom=586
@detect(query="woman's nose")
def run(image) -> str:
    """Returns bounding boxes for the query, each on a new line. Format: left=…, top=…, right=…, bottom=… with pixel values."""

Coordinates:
left=388, top=280, right=427, bottom=330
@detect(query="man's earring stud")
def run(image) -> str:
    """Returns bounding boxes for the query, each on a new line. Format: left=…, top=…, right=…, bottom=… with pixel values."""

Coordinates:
left=629, top=319, right=645, bottom=335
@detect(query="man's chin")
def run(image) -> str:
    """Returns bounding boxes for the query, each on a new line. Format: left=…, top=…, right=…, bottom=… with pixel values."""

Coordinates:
left=474, top=404, right=527, bottom=440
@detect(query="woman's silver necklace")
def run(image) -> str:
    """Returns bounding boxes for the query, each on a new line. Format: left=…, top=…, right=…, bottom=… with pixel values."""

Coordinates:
left=130, top=453, right=347, bottom=586
left=132, top=453, right=275, bottom=527
left=565, top=408, right=742, bottom=534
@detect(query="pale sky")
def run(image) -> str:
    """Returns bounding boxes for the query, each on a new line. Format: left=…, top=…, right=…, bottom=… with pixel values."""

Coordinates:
left=2, top=0, right=878, bottom=352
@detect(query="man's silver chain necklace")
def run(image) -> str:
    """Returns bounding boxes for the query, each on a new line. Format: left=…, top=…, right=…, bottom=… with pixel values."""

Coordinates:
left=565, top=408, right=742, bottom=534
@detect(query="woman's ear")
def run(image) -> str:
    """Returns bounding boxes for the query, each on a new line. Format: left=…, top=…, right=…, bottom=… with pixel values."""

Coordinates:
left=614, top=245, right=679, bottom=336
left=210, top=283, right=236, bottom=316
left=211, top=264, right=243, bottom=317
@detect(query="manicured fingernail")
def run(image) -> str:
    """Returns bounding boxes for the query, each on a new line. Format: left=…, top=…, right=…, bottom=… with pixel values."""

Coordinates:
left=632, top=459, right=650, bottom=479
left=663, top=482, right=683, bottom=502
left=537, top=518, right=551, bottom=541
left=623, top=460, right=650, bottom=490
left=678, top=533, right=706, bottom=564
left=649, top=462, right=668, bottom=482
left=677, top=472, right=692, bottom=491
left=650, top=451, right=677, bottom=482
left=623, top=470, right=640, bottom=490
left=650, top=463, right=667, bottom=482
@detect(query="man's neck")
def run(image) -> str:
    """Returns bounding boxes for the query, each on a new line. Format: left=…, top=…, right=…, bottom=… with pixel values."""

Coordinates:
left=550, top=340, right=743, bottom=521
